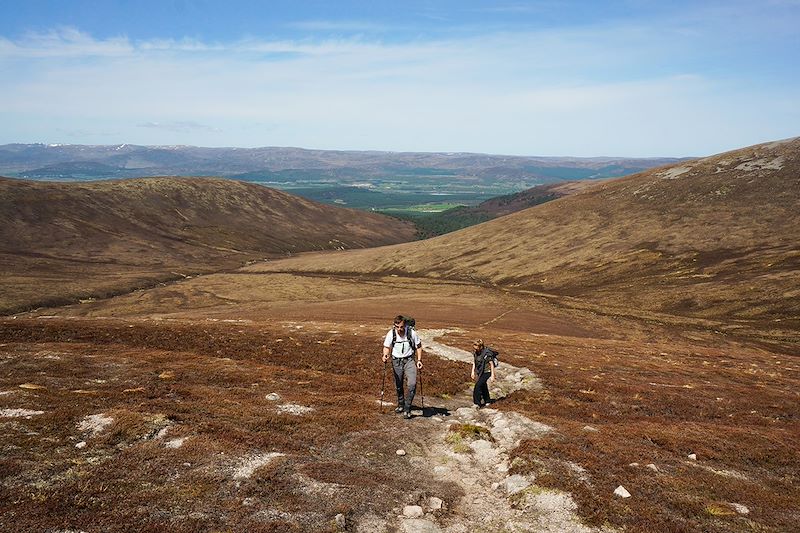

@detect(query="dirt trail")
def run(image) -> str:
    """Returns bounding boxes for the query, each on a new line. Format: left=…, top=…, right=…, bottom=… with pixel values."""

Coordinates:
left=371, top=329, right=613, bottom=533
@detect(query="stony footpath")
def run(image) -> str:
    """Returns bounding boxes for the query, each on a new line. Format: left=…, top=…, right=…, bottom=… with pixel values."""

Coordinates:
left=366, top=329, right=615, bottom=533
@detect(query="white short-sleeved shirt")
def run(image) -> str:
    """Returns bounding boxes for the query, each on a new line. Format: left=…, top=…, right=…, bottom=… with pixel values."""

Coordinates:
left=383, top=327, right=421, bottom=359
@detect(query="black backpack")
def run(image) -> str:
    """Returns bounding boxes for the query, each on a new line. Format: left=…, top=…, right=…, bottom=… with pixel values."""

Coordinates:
left=485, top=347, right=500, bottom=368
left=391, top=317, right=420, bottom=351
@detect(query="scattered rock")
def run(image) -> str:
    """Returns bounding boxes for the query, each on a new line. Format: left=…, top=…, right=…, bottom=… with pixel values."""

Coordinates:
left=504, top=474, right=530, bottom=495
left=401, top=518, right=440, bottom=532
left=335, top=513, right=347, bottom=530
left=646, top=463, right=659, bottom=472
left=77, top=413, right=114, bottom=436
left=402, top=505, right=424, bottom=519
left=158, top=371, right=175, bottom=380
left=470, top=439, right=493, bottom=451
left=469, top=439, right=501, bottom=466
left=277, top=403, right=314, bottom=415
left=0, top=408, right=44, bottom=418
left=455, top=407, right=476, bottom=418
left=166, top=437, right=188, bottom=449
left=396, top=449, right=407, bottom=456
left=582, top=425, right=599, bottom=432
left=487, top=411, right=552, bottom=448
left=690, top=463, right=749, bottom=480
left=731, top=503, right=750, bottom=514
left=688, top=453, right=697, bottom=460
left=658, top=165, right=692, bottom=180
left=614, top=485, right=631, bottom=498
left=266, top=393, right=281, bottom=401
left=428, top=496, right=444, bottom=511
left=18, top=383, right=46, bottom=390
left=75, top=441, right=87, bottom=449
left=628, top=462, right=640, bottom=467
left=565, top=461, right=590, bottom=482
left=231, top=452, right=284, bottom=479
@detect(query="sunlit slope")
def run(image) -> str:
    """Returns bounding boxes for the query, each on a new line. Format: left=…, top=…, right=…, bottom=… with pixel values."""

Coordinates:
left=258, top=138, right=800, bottom=322
left=0, top=176, right=416, bottom=313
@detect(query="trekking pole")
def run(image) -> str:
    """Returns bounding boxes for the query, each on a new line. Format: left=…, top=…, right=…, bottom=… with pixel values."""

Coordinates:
left=379, top=360, right=387, bottom=413
left=418, top=366, right=424, bottom=413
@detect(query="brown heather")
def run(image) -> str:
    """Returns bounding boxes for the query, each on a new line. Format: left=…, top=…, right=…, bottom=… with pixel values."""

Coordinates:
left=1, top=137, right=798, bottom=531
left=0, top=319, right=466, bottom=531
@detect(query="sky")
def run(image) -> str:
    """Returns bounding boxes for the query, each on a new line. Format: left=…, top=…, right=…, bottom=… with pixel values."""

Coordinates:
left=0, top=0, right=798, bottom=157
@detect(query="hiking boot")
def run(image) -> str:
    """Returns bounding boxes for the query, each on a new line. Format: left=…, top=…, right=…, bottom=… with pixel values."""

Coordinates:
left=403, top=411, right=412, bottom=419
left=394, top=406, right=404, bottom=413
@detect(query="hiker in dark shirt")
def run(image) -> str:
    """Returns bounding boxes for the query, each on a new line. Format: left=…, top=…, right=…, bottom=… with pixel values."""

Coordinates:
left=471, top=339, right=496, bottom=409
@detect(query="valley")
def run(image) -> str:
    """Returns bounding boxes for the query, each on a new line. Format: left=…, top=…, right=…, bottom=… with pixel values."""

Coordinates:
left=0, top=143, right=682, bottom=217
left=1, top=138, right=798, bottom=532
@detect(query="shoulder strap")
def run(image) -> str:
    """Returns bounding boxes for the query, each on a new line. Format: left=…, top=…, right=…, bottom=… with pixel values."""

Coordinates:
left=390, top=327, right=407, bottom=347
left=408, top=326, right=420, bottom=349
left=391, top=326, right=418, bottom=350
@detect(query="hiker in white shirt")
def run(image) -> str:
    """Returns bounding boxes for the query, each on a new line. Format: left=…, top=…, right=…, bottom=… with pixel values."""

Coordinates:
left=382, top=315, right=423, bottom=419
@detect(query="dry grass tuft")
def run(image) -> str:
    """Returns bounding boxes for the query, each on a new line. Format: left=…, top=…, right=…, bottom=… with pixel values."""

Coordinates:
left=447, top=423, right=495, bottom=442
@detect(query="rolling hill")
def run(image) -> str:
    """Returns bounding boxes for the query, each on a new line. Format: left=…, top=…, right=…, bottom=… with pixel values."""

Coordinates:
left=2, top=141, right=797, bottom=533
left=0, top=176, right=416, bottom=314
left=470, top=179, right=606, bottom=218
left=255, top=138, right=800, bottom=331
left=407, top=180, right=602, bottom=238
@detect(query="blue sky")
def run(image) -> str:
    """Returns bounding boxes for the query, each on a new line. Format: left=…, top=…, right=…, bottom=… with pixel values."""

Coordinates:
left=0, top=0, right=798, bottom=157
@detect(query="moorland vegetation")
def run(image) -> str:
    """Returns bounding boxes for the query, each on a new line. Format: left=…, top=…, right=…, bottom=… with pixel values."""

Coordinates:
left=1, top=138, right=798, bottom=532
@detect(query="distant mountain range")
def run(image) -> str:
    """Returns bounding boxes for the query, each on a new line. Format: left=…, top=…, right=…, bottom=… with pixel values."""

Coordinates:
left=0, top=143, right=684, bottom=185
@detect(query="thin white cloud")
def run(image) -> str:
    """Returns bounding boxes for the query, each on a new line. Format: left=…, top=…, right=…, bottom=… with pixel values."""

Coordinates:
left=138, top=121, right=221, bottom=133
left=137, top=38, right=223, bottom=53
left=0, top=19, right=796, bottom=156
left=0, top=27, right=132, bottom=58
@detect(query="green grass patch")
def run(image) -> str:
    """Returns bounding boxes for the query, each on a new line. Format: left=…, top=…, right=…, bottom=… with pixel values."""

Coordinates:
left=447, top=423, right=495, bottom=442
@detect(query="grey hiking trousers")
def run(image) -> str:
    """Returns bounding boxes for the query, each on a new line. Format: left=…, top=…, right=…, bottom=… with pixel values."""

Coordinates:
left=392, top=356, right=417, bottom=412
